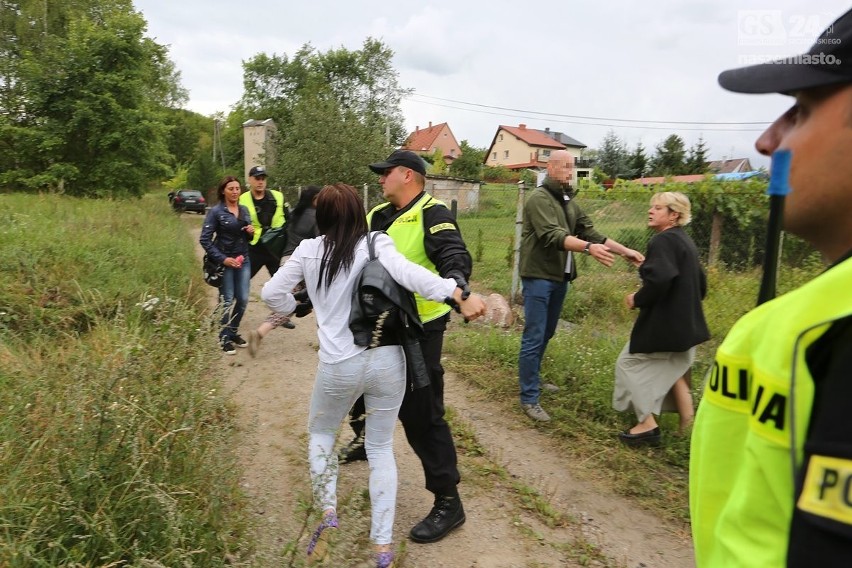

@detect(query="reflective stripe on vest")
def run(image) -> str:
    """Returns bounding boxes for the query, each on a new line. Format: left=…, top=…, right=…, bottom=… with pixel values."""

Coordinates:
left=690, top=257, right=852, bottom=567
left=367, top=194, right=451, bottom=323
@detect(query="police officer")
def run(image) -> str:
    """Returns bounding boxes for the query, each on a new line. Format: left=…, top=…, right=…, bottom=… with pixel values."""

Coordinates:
left=240, top=165, right=286, bottom=278
left=339, top=150, right=472, bottom=544
left=690, top=8, right=852, bottom=567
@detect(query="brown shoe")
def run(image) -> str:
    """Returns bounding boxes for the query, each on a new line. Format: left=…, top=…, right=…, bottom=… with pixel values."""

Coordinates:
left=248, top=330, right=261, bottom=358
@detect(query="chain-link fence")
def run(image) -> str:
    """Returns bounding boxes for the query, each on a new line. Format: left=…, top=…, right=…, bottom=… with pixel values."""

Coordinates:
left=277, top=180, right=821, bottom=310
left=446, top=182, right=820, bottom=304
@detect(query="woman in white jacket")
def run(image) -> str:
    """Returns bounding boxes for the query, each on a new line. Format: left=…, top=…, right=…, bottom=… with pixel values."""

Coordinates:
left=261, top=183, right=485, bottom=568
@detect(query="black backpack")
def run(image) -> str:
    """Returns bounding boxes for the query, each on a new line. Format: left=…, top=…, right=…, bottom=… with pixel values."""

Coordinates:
left=348, top=232, right=429, bottom=388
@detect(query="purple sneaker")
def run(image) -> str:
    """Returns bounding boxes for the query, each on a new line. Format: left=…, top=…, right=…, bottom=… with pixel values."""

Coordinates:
left=307, top=510, right=338, bottom=563
left=375, top=550, right=395, bottom=568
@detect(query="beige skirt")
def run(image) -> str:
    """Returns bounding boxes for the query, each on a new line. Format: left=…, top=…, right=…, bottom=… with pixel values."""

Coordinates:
left=612, top=341, right=695, bottom=422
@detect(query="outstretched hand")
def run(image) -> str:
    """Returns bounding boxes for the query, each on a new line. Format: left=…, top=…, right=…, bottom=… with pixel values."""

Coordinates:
left=622, top=248, right=645, bottom=267
left=589, top=244, right=615, bottom=267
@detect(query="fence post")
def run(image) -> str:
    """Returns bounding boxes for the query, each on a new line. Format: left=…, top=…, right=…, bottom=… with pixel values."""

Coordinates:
left=510, top=180, right=526, bottom=304
left=450, top=199, right=458, bottom=218
left=363, top=183, right=369, bottom=213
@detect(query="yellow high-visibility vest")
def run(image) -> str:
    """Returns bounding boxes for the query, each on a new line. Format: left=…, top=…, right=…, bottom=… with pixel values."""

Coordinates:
left=690, top=256, right=852, bottom=567
left=367, top=194, right=451, bottom=323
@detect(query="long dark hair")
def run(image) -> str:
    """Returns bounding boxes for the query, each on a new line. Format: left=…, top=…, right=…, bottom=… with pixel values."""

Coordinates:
left=217, top=175, right=240, bottom=203
left=292, top=185, right=321, bottom=217
left=315, top=183, right=368, bottom=289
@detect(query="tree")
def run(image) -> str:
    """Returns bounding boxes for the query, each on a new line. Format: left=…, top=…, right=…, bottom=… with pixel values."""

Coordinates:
left=273, top=86, right=387, bottom=188
left=595, top=130, right=631, bottom=179
left=237, top=38, right=410, bottom=186
left=650, top=134, right=687, bottom=176
left=427, top=148, right=448, bottom=175
left=629, top=142, right=648, bottom=179
left=0, top=1, right=186, bottom=196
left=685, top=136, right=710, bottom=174
left=449, top=141, right=485, bottom=180
left=161, top=108, right=213, bottom=169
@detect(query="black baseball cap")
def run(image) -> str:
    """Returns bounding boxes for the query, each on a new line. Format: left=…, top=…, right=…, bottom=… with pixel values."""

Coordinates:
left=248, top=165, right=267, bottom=178
left=368, top=150, right=427, bottom=177
left=719, top=8, right=852, bottom=94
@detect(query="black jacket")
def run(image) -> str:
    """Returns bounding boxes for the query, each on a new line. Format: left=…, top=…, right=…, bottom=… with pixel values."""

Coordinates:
left=349, top=232, right=430, bottom=388
left=630, top=227, right=710, bottom=353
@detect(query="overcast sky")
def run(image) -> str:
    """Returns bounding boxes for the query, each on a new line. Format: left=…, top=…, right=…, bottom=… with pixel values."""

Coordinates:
left=132, top=1, right=845, bottom=170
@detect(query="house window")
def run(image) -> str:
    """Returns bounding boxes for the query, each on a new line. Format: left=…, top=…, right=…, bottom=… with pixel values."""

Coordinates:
left=492, top=152, right=496, bottom=160
left=499, top=134, right=503, bottom=141
left=542, top=149, right=551, bottom=157
left=450, top=148, right=456, bottom=156
left=503, top=150, right=509, bottom=159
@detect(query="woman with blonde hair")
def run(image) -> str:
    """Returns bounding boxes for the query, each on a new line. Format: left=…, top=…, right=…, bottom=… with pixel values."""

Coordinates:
left=261, top=183, right=485, bottom=567
left=613, top=191, right=710, bottom=446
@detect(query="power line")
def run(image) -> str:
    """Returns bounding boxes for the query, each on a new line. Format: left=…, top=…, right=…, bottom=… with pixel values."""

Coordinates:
left=405, top=92, right=769, bottom=132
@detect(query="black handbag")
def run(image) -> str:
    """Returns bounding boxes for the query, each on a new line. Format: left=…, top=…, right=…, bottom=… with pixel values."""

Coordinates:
left=259, top=225, right=288, bottom=257
left=202, top=254, right=224, bottom=287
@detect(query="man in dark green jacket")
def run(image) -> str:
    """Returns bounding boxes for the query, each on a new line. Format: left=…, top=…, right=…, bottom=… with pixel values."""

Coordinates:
left=518, top=150, right=644, bottom=422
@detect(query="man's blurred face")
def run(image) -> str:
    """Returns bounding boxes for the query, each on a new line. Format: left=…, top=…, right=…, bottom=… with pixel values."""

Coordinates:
left=547, top=153, right=574, bottom=184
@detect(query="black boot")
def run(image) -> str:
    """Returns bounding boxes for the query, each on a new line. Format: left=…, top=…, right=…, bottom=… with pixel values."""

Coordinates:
left=409, top=494, right=466, bottom=543
left=338, top=434, right=367, bottom=464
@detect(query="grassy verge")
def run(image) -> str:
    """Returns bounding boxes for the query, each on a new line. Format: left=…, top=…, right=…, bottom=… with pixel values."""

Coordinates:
left=444, top=249, right=822, bottom=529
left=0, top=193, right=251, bottom=566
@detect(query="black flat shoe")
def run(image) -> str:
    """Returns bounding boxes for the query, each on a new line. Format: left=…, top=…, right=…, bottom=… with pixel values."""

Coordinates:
left=618, top=427, right=662, bottom=447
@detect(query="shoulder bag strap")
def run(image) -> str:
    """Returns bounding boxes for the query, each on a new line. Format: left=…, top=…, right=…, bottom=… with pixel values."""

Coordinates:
left=367, top=231, right=384, bottom=261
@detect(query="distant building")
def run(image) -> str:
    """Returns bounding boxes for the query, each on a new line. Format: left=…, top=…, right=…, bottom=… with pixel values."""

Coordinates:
left=242, top=118, right=277, bottom=181
left=484, top=124, right=593, bottom=180
left=706, top=158, right=753, bottom=174
left=402, top=122, right=462, bottom=165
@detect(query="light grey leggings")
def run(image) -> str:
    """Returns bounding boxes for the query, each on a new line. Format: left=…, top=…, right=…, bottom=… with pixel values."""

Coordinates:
left=307, top=345, right=405, bottom=545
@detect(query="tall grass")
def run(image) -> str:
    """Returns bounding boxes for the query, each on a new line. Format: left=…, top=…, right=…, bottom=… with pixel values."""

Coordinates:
left=0, top=194, right=250, bottom=566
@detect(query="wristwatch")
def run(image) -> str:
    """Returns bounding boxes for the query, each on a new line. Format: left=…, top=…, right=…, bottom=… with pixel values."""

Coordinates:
left=583, top=242, right=592, bottom=255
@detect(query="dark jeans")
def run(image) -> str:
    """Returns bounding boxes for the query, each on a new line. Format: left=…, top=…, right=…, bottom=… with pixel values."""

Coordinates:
left=248, top=244, right=280, bottom=278
left=518, top=276, right=569, bottom=405
left=348, top=314, right=460, bottom=496
left=218, top=260, right=251, bottom=342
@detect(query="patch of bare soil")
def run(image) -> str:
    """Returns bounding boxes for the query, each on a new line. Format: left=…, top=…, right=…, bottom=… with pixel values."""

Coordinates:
left=189, top=218, right=694, bottom=567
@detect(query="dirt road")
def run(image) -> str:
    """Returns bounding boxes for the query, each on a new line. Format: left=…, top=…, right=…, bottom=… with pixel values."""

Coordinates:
left=191, top=218, right=694, bottom=567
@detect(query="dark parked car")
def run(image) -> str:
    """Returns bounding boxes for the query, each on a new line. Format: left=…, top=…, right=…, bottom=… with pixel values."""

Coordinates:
left=170, top=190, right=207, bottom=214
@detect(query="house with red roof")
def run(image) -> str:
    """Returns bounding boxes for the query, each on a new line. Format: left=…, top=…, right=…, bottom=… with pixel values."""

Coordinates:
left=484, top=124, right=593, bottom=181
left=402, top=122, right=462, bottom=165
left=706, top=158, right=754, bottom=174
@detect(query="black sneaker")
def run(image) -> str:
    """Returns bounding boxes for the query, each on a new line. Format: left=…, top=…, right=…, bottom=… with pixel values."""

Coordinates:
left=338, top=435, right=367, bottom=464
left=222, top=340, right=236, bottom=355
left=232, top=334, right=248, bottom=348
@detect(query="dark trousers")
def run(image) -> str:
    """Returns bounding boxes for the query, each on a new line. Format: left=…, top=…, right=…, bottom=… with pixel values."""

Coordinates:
left=248, top=244, right=280, bottom=278
left=348, top=314, right=460, bottom=496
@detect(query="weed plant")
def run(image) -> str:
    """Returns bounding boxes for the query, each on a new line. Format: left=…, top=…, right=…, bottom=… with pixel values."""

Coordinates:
left=0, top=194, right=250, bottom=566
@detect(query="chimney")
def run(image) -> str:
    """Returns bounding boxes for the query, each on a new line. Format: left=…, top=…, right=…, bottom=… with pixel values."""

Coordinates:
left=428, top=121, right=432, bottom=128
left=415, top=125, right=419, bottom=132
left=545, top=127, right=550, bottom=133
left=519, top=123, right=526, bottom=129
